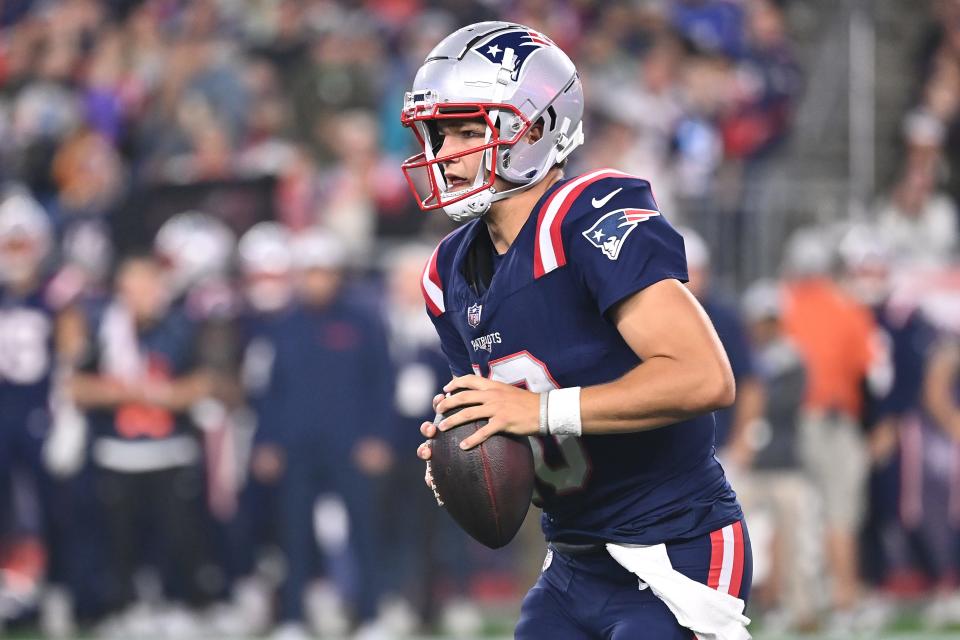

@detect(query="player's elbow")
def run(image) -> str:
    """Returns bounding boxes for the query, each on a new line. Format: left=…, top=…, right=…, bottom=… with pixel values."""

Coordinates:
left=696, top=358, right=736, bottom=413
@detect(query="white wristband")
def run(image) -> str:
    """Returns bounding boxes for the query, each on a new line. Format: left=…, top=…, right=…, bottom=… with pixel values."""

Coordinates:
left=547, top=387, right=582, bottom=436
left=538, top=392, right=549, bottom=435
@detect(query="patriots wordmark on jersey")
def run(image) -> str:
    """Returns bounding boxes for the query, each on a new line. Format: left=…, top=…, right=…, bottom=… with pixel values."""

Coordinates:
left=421, top=169, right=742, bottom=545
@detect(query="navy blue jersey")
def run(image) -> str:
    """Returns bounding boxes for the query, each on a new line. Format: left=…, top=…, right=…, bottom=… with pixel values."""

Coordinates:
left=261, top=294, right=395, bottom=456
left=82, top=305, right=200, bottom=442
left=422, top=169, right=742, bottom=545
left=0, top=283, right=58, bottom=431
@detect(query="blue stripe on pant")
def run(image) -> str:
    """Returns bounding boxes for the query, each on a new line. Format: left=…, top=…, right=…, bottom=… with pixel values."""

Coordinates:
left=515, top=518, right=752, bottom=639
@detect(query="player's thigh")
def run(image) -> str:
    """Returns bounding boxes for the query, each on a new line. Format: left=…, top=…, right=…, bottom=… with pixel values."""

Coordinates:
left=515, top=572, right=593, bottom=640
left=602, top=583, right=693, bottom=640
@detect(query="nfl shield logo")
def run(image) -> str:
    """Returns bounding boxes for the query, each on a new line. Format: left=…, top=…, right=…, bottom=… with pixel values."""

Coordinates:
left=467, top=303, right=482, bottom=328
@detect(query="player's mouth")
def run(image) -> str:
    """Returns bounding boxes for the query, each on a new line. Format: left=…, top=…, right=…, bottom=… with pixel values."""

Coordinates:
left=445, top=175, right=470, bottom=191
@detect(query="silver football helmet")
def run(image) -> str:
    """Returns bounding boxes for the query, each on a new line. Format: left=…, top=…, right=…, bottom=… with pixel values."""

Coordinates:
left=401, top=22, right=585, bottom=221
left=0, top=188, right=52, bottom=283
left=237, top=222, right=294, bottom=312
left=154, top=211, right=235, bottom=295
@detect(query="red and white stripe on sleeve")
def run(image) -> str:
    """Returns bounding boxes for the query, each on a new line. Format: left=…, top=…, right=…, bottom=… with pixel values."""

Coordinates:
left=421, top=241, right=445, bottom=316
left=533, top=168, right=629, bottom=278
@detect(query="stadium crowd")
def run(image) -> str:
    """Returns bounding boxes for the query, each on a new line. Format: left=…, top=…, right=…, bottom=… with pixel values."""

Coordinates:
left=0, top=0, right=959, bottom=638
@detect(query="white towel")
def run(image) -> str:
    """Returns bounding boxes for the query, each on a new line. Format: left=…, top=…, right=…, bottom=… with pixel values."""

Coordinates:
left=606, top=542, right=751, bottom=640
left=98, top=302, right=143, bottom=379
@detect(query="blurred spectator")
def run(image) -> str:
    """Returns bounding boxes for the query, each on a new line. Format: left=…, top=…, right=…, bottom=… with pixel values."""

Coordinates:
left=719, top=0, right=801, bottom=162
left=737, top=278, right=818, bottom=632
left=780, top=227, right=888, bottom=631
left=670, top=0, right=746, bottom=59
left=681, top=226, right=764, bottom=469
left=872, top=159, right=958, bottom=267
left=70, top=254, right=218, bottom=633
left=316, top=110, right=412, bottom=260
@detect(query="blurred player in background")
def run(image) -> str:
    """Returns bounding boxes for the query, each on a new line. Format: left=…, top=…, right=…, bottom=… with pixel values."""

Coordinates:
left=379, top=243, right=481, bottom=636
left=255, top=227, right=395, bottom=639
left=409, top=21, right=751, bottom=639
left=737, top=279, right=817, bottom=633
left=69, top=254, right=217, bottom=634
left=0, top=188, right=91, bottom=634
left=680, top=226, right=764, bottom=474
left=779, top=228, right=888, bottom=632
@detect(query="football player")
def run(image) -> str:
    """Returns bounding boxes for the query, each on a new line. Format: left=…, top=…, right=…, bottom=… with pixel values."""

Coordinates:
left=407, top=22, right=752, bottom=639
left=0, top=188, right=90, bottom=629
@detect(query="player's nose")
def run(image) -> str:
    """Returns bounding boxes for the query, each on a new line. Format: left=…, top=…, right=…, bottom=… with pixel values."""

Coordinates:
left=438, top=135, right=461, bottom=161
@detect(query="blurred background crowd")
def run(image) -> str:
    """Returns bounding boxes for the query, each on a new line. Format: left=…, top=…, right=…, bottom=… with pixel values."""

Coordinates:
left=2, top=0, right=960, bottom=638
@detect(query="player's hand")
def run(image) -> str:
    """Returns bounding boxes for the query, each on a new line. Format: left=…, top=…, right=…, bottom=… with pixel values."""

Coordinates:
left=354, top=437, right=393, bottom=475
left=251, top=444, right=285, bottom=484
left=418, top=392, right=445, bottom=500
left=416, top=392, right=445, bottom=459
left=435, top=375, right=539, bottom=450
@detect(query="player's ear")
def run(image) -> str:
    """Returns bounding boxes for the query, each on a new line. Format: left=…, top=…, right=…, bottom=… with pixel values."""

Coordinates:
left=525, top=119, right=544, bottom=144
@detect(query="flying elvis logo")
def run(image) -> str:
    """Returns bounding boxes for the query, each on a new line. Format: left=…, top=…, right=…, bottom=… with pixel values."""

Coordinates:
left=474, top=29, right=552, bottom=80
left=582, top=208, right=660, bottom=260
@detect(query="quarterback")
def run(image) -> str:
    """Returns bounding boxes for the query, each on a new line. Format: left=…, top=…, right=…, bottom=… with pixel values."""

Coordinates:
left=406, top=22, right=752, bottom=639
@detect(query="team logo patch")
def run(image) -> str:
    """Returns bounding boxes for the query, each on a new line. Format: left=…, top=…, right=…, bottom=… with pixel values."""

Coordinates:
left=582, top=208, right=660, bottom=261
left=467, top=303, right=483, bottom=328
left=474, top=29, right=552, bottom=80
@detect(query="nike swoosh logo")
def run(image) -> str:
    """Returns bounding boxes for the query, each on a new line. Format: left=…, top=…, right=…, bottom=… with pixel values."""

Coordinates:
left=591, top=188, right=622, bottom=208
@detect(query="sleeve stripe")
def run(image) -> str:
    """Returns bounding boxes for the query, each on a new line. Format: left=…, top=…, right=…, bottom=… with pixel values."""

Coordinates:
left=533, top=168, right=629, bottom=278
left=421, top=242, right=445, bottom=316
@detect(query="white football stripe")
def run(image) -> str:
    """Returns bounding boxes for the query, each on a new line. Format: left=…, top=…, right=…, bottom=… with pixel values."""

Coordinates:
left=718, top=524, right=735, bottom=595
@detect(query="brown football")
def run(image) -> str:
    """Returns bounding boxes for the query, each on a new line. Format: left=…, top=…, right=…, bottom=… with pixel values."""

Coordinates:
left=430, top=402, right=535, bottom=549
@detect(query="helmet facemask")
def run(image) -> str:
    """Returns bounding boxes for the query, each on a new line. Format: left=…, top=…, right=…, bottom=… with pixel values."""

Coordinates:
left=400, top=23, right=586, bottom=221
left=401, top=92, right=532, bottom=221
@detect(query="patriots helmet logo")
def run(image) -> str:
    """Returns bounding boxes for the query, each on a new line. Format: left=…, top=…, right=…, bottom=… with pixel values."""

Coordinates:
left=473, top=29, right=553, bottom=80
left=582, top=208, right=660, bottom=260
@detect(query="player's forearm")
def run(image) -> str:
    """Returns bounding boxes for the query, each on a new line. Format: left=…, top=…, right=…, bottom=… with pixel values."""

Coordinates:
left=580, top=352, right=735, bottom=434
left=146, top=371, right=215, bottom=411
left=69, top=374, right=132, bottom=408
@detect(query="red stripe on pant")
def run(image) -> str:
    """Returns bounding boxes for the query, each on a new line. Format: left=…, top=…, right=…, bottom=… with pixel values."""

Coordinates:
left=708, top=528, right=724, bottom=590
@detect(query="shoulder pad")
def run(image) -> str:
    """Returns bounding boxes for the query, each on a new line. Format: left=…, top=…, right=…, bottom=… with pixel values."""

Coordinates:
left=533, top=169, right=655, bottom=277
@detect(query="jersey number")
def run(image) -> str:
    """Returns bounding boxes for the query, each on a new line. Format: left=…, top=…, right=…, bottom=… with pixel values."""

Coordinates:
left=481, top=351, right=590, bottom=494
left=0, top=309, right=51, bottom=384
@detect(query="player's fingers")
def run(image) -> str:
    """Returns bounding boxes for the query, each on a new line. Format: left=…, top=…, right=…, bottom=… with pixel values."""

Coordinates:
left=437, top=405, right=489, bottom=431
left=420, top=421, right=437, bottom=438
left=443, top=374, right=491, bottom=394
left=431, top=393, right=444, bottom=411
left=435, top=390, right=483, bottom=415
left=417, top=441, right=433, bottom=460
left=459, top=422, right=499, bottom=450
